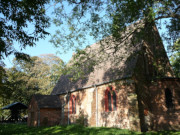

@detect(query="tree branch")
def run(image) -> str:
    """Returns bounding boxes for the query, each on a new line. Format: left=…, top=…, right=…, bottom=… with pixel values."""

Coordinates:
left=70, top=0, right=83, bottom=4
left=155, top=14, right=180, bottom=20
left=155, top=1, right=180, bottom=20
left=174, top=5, right=180, bottom=13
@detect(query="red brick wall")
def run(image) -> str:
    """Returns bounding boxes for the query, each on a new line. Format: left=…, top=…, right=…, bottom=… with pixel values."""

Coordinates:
left=142, top=25, right=174, bottom=78
left=133, top=31, right=176, bottom=131
left=28, top=97, right=61, bottom=127
left=27, top=97, right=39, bottom=127
left=28, top=78, right=179, bottom=131
left=148, top=79, right=180, bottom=130
left=58, top=80, right=141, bottom=131
left=97, top=81, right=140, bottom=130
left=40, top=108, right=61, bottom=126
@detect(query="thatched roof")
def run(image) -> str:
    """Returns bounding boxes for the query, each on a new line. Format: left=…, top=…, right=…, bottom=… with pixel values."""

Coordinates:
left=51, top=21, right=144, bottom=95
left=34, top=95, right=61, bottom=109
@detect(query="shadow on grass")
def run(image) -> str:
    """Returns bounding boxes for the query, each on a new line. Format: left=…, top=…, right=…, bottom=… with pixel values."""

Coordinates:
left=141, top=130, right=180, bottom=135
left=40, top=125, right=137, bottom=135
left=0, top=124, right=179, bottom=135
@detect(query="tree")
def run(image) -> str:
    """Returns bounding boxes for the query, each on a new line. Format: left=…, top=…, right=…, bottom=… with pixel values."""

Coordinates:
left=0, top=61, right=9, bottom=114
left=51, top=0, right=179, bottom=54
left=39, top=54, right=65, bottom=86
left=170, top=39, right=180, bottom=77
left=0, top=67, right=33, bottom=120
left=30, top=54, right=65, bottom=94
left=0, top=61, right=5, bottom=89
left=10, top=54, right=64, bottom=96
left=5, top=67, right=32, bottom=104
left=0, top=54, right=64, bottom=114
left=0, top=0, right=50, bottom=60
left=50, top=0, right=179, bottom=78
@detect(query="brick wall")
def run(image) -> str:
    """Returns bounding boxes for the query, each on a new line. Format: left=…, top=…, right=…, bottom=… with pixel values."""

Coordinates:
left=58, top=80, right=141, bottom=131
left=132, top=30, right=176, bottom=131
left=97, top=81, right=140, bottom=130
left=148, top=79, right=180, bottom=130
left=28, top=97, right=61, bottom=127
left=59, top=87, right=96, bottom=126
left=40, top=108, right=61, bottom=126
left=27, top=97, right=39, bottom=127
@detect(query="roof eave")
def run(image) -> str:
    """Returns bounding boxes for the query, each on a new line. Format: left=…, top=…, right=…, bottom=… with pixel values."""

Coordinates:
left=55, top=75, right=134, bottom=95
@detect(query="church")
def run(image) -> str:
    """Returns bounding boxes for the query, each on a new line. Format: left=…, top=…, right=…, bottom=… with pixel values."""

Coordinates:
left=28, top=21, right=180, bottom=131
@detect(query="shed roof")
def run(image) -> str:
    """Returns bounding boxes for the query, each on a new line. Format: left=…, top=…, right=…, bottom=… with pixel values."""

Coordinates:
left=2, top=102, right=27, bottom=110
left=34, top=95, right=61, bottom=109
left=51, top=21, right=144, bottom=95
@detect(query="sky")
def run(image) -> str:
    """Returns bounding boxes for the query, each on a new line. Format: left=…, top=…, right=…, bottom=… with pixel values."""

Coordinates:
left=2, top=3, right=78, bottom=68
left=3, top=2, right=96, bottom=68
left=3, top=26, right=74, bottom=68
left=3, top=2, right=169, bottom=68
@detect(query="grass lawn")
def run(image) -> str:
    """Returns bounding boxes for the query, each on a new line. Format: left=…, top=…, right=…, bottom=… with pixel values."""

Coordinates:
left=0, top=123, right=179, bottom=135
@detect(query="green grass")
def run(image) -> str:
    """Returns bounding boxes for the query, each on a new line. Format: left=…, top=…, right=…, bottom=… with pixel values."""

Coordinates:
left=0, top=123, right=179, bottom=135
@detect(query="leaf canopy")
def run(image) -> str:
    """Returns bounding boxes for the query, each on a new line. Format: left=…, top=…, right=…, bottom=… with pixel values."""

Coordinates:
left=0, top=0, right=50, bottom=60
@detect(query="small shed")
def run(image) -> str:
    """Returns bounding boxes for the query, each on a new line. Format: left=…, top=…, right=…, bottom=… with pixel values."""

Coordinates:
left=2, top=102, right=27, bottom=122
left=28, top=95, right=61, bottom=127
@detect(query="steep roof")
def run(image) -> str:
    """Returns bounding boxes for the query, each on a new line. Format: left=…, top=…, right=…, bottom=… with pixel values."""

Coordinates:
left=34, top=95, right=61, bottom=109
left=51, top=21, right=144, bottom=95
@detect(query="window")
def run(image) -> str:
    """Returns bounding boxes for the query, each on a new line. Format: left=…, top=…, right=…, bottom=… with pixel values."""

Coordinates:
left=165, top=88, right=173, bottom=109
left=105, top=86, right=117, bottom=112
left=112, top=91, right=117, bottom=110
left=69, top=95, right=76, bottom=114
left=108, top=91, right=112, bottom=111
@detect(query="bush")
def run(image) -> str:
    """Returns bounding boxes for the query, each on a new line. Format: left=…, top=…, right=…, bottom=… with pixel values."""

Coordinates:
left=76, top=112, right=88, bottom=126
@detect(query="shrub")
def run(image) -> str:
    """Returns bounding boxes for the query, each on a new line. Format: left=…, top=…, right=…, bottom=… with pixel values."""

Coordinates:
left=76, top=112, right=88, bottom=126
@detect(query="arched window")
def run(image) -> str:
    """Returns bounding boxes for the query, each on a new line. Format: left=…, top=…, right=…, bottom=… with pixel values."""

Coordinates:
left=69, top=95, right=76, bottom=114
left=165, top=88, right=173, bottom=109
left=105, top=86, right=117, bottom=112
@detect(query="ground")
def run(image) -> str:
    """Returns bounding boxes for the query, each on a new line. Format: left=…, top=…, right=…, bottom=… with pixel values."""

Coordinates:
left=0, top=124, right=180, bottom=135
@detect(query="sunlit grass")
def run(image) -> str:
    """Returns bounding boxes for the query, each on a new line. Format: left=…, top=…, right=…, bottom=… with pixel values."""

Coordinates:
left=0, top=123, right=179, bottom=135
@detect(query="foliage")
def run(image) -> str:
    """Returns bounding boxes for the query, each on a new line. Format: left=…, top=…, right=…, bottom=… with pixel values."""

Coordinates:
left=39, top=54, right=65, bottom=86
left=0, top=61, right=10, bottom=121
left=50, top=0, right=180, bottom=79
left=51, top=0, right=179, bottom=53
left=63, top=48, right=97, bottom=80
left=0, top=0, right=50, bottom=60
left=0, top=54, right=64, bottom=119
left=9, top=54, right=64, bottom=96
left=75, top=111, right=88, bottom=126
left=170, top=39, right=180, bottom=77
left=0, top=124, right=180, bottom=135
left=0, top=61, right=6, bottom=89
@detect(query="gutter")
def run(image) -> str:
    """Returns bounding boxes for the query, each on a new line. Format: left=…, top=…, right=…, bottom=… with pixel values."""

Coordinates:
left=60, top=91, right=69, bottom=125
left=55, top=76, right=134, bottom=125
left=57, top=76, right=133, bottom=95
left=94, top=85, right=98, bottom=127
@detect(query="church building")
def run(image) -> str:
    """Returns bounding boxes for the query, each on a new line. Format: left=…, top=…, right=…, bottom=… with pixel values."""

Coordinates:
left=28, top=21, right=180, bottom=131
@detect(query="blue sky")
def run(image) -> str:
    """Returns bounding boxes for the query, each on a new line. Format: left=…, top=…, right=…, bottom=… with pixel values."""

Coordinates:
left=3, top=4, right=76, bottom=68
left=3, top=3, right=169, bottom=68
left=3, top=3, right=96, bottom=68
left=3, top=21, right=168, bottom=68
left=3, top=26, right=74, bottom=68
